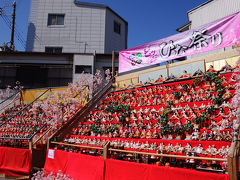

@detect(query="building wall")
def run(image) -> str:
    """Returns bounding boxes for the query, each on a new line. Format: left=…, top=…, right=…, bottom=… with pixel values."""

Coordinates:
left=26, top=0, right=39, bottom=52
left=189, top=0, right=240, bottom=29
left=73, top=3, right=106, bottom=53
left=0, top=53, right=73, bottom=89
left=0, top=51, right=114, bottom=88
left=105, top=9, right=128, bottom=53
left=0, top=66, right=16, bottom=88
left=0, top=64, right=72, bottom=89
left=186, top=0, right=240, bottom=59
left=95, top=54, right=118, bottom=71
left=26, top=0, right=127, bottom=54
left=73, top=54, right=94, bottom=81
left=47, top=66, right=72, bottom=87
left=0, top=54, right=72, bottom=64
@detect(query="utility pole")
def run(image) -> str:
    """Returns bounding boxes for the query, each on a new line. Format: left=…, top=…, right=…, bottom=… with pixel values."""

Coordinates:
left=10, top=1, right=16, bottom=50
left=0, top=1, right=16, bottom=51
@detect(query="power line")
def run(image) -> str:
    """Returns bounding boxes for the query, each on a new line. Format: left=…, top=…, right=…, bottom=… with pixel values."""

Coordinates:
left=0, top=1, right=16, bottom=50
left=0, top=1, right=43, bottom=50
left=2, top=16, right=24, bottom=44
left=0, top=1, right=28, bottom=50
left=5, top=0, right=43, bottom=48
left=5, top=16, right=25, bottom=44
left=1, top=15, right=25, bottom=49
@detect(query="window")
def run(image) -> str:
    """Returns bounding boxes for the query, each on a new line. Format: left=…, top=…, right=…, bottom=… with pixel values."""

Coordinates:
left=114, top=21, right=121, bottom=34
left=45, top=47, right=62, bottom=53
left=48, top=14, right=65, bottom=26
left=75, top=65, right=92, bottom=74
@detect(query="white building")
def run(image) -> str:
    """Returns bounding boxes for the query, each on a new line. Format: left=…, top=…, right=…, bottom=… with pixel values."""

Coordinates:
left=177, top=0, right=240, bottom=59
left=26, top=0, right=128, bottom=54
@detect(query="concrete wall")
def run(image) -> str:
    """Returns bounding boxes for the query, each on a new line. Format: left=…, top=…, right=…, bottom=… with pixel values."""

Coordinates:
left=26, top=0, right=127, bottom=54
left=74, top=3, right=106, bottom=53
left=26, top=0, right=39, bottom=51
left=0, top=53, right=73, bottom=88
left=95, top=54, right=118, bottom=71
left=105, top=9, right=128, bottom=53
left=186, top=0, right=240, bottom=59
left=0, top=52, right=114, bottom=88
left=189, top=0, right=240, bottom=29
left=0, top=66, right=16, bottom=88
left=73, top=54, right=94, bottom=81
left=0, top=64, right=72, bottom=89
left=0, top=54, right=72, bottom=64
left=169, top=61, right=204, bottom=78
left=27, top=0, right=105, bottom=53
left=139, top=69, right=167, bottom=84
left=137, top=60, right=204, bottom=84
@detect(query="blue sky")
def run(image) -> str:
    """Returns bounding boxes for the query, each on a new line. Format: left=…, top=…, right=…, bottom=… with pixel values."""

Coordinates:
left=0, top=0, right=207, bottom=51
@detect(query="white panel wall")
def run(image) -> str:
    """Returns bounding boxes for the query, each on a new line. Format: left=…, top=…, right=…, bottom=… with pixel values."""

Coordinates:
left=189, top=0, right=240, bottom=29
left=105, top=9, right=127, bottom=53
left=186, top=0, right=240, bottom=59
left=73, top=54, right=94, bottom=81
left=26, top=0, right=128, bottom=54
left=26, top=0, right=39, bottom=51
left=27, top=0, right=106, bottom=53
left=169, top=61, right=204, bottom=78
left=139, top=69, right=167, bottom=84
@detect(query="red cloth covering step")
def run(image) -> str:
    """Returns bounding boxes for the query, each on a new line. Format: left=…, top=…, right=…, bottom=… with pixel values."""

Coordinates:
left=131, top=104, right=166, bottom=111
left=69, top=135, right=231, bottom=149
left=112, top=79, right=195, bottom=95
left=220, top=72, right=234, bottom=80
left=112, top=72, right=236, bottom=95
left=0, top=147, right=32, bottom=176
left=105, top=159, right=229, bottom=180
left=44, top=149, right=104, bottom=180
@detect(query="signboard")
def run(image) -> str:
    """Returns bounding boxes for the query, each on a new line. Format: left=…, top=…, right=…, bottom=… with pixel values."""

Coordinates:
left=119, top=12, right=240, bottom=73
left=48, top=149, right=55, bottom=159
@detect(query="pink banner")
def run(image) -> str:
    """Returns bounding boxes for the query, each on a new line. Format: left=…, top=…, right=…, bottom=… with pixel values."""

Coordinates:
left=119, top=12, right=240, bottom=73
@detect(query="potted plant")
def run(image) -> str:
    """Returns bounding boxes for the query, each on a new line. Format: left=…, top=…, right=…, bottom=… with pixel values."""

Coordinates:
left=193, top=117, right=200, bottom=129
left=121, top=94, right=127, bottom=101
left=173, top=91, right=182, bottom=100
left=202, top=72, right=217, bottom=85
left=217, top=88, right=225, bottom=97
left=184, top=120, right=193, bottom=140
left=103, top=127, right=110, bottom=136
left=206, top=105, right=217, bottom=116
left=160, top=110, right=169, bottom=125
left=168, top=122, right=174, bottom=139
left=198, top=111, right=209, bottom=128
left=104, top=105, right=113, bottom=113
left=160, top=125, right=169, bottom=139
left=212, top=96, right=224, bottom=106
left=174, top=121, right=184, bottom=140
left=123, top=104, right=130, bottom=112
left=193, top=77, right=201, bottom=87
left=90, top=125, right=101, bottom=136
left=166, top=101, right=173, bottom=111
left=182, top=83, right=189, bottom=92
